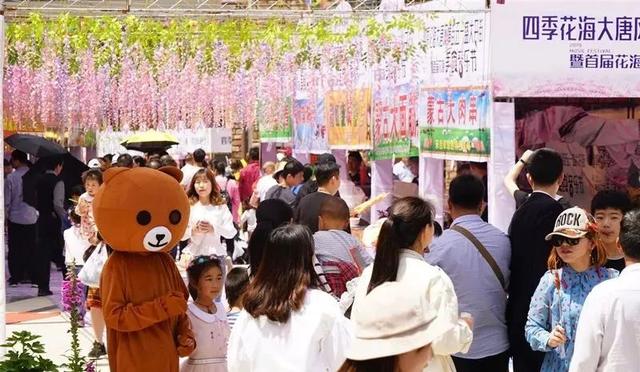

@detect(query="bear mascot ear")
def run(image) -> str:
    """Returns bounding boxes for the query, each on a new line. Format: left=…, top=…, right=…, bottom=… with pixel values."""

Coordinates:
left=103, top=167, right=129, bottom=184
left=158, top=166, right=183, bottom=183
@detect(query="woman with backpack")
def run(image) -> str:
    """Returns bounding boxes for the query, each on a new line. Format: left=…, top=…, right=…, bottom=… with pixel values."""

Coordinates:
left=211, top=160, right=242, bottom=260
left=211, top=160, right=241, bottom=225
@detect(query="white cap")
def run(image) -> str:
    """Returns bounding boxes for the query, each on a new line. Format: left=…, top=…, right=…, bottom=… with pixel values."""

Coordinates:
left=87, top=158, right=101, bottom=168
left=545, top=207, right=591, bottom=241
left=347, top=281, right=452, bottom=360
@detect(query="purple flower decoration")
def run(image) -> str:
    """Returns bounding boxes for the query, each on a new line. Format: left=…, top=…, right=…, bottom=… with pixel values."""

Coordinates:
left=61, top=276, right=85, bottom=312
left=85, top=360, right=96, bottom=372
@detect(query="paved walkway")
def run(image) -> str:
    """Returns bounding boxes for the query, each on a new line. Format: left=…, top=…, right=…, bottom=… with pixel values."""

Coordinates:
left=5, top=266, right=110, bottom=371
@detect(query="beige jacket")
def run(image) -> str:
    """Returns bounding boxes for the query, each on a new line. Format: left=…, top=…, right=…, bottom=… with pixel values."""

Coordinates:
left=352, top=249, right=473, bottom=372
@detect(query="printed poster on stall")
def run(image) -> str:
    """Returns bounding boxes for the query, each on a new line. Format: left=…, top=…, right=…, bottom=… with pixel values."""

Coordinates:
left=514, top=105, right=640, bottom=210
left=325, top=88, right=372, bottom=149
left=293, top=97, right=328, bottom=154
left=418, top=11, right=490, bottom=87
left=418, top=87, right=490, bottom=159
left=370, top=83, right=420, bottom=160
left=492, top=0, right=640, bottom=97
left=257, top=98, right=293, bottom=143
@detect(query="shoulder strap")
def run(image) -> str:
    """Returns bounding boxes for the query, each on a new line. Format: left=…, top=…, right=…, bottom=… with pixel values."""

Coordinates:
left=450, top=224, right=506, bottom=290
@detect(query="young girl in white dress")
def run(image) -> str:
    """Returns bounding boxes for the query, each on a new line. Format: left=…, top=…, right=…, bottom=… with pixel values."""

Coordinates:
left=182, top=254, right=230, bottom=372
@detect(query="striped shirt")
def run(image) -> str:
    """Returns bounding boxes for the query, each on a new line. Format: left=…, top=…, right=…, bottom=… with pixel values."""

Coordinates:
left=313, top=230, right=373, bottom=269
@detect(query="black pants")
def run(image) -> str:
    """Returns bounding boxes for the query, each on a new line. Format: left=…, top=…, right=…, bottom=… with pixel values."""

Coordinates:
left=7, top=222, right=37, bottom=283
left=511, top=346, right=545, bottom=372
left=452, top=351, right=509, bottom=372
left=36, top=219, right=63, bottom=291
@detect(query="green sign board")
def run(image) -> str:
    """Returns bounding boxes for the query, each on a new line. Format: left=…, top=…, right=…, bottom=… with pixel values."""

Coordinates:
left=420, top=127, right=490, bottom=158
left=257, top=98, right=293, bottom=143
left=370, top=138, right=419, bottom=160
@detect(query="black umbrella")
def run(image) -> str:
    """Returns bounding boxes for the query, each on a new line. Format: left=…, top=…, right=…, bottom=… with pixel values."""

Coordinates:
left=22, top=153, right=89, bottom=208
left=4, top=133, right=66, bottom=157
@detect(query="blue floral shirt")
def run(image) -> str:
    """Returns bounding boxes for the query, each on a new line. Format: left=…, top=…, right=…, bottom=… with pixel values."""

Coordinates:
left=525, top=265, right=618, bottom=372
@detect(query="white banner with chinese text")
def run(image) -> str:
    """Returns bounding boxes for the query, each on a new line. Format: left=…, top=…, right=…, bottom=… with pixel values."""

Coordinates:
left=492, top=0, right=640, bottom=97
left=97, top=128, right=232, bottom=158
left=418, top=11, right=490, bottom=88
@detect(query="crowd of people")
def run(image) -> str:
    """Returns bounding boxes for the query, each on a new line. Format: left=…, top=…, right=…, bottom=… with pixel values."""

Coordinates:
left=5, top=145, right=640, bottom=371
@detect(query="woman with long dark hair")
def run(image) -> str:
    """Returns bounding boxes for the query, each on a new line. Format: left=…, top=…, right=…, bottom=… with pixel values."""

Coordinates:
left=184, top=168, right=237, bottom=257
left=246, top=199, right=293, bottom=275
left=227, top=224, right=352, bottom=372
left=345, top=197, right=473, bottom=372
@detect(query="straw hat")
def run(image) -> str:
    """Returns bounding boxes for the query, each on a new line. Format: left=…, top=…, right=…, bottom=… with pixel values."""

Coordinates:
left=347, top=280, right=452, bottom=360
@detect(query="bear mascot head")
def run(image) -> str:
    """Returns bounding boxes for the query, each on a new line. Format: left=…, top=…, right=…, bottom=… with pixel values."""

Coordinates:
left=93, top=166, right=189, bottom=253
left=92, top=166, right=195, bottom=372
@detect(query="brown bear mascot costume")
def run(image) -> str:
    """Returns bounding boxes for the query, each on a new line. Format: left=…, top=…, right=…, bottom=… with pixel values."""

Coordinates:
left=94, top=166, right=196, bottom=371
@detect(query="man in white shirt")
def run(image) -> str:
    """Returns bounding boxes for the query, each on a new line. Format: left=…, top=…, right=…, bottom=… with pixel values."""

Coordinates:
left=569, top=209, right=640, bottom=372
left=255, top=161, right=278, bottom=202
left=180, top=149, right=205, bottom=190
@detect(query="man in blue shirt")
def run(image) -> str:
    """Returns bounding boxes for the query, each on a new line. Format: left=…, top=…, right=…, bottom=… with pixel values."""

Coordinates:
left=4, top=150, right=39, bottom=286
left=426, top=174, right=511, bottom=372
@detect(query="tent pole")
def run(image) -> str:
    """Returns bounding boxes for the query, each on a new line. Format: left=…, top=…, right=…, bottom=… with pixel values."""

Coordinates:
left=1, top=0, right=7, bottom=352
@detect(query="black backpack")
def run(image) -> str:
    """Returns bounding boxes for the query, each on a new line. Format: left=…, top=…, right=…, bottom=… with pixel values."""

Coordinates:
left=219, top=178, right=233, bottom=213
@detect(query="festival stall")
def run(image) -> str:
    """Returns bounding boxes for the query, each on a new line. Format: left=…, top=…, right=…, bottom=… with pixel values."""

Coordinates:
left=287, top=8, right=492, bottom=225
left=413, top=8, right=491, bottom=226
left=491, top=0, right=640, bottom=231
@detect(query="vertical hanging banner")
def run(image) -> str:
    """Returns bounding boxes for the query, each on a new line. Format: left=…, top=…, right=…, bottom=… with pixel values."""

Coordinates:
left=418, top=87, right=491, bottom=160
left=257, top=98, right=293, bottom=143
left=370, top=83, right=420, bottom=160
left=293, top=97, right=328, bottom=153
left=325, top=88, right=372, bottom=149
left=419, top=12, right=490, bottom=87
left=293, top=69, right=329, bottom=153
left=416, top=11, right=491, bottom=161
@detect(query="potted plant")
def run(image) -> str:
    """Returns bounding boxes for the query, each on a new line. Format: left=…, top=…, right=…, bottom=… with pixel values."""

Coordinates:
left=0, top=330, right=58, bottom=372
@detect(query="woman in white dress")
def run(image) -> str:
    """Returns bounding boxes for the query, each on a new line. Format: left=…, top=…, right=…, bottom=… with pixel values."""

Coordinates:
left=227, top=224, right=352, bottom=372
left=349, top=197, right=474, bottom=372
left=185, top=169, right=237, bottom=257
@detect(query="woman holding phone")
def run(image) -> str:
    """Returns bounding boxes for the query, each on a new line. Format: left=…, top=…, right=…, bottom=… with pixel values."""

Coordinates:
left=185, top=168, right=237, bottom=257
left=525, top=207, right=617, bottom=372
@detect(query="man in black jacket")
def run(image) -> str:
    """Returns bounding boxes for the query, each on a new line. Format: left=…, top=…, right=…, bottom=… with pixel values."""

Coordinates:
left=507, top=148, right=566, bottom=372
left=34, top=155, right=66, bottom=296
left=295, top=161, right=342, bottom=233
